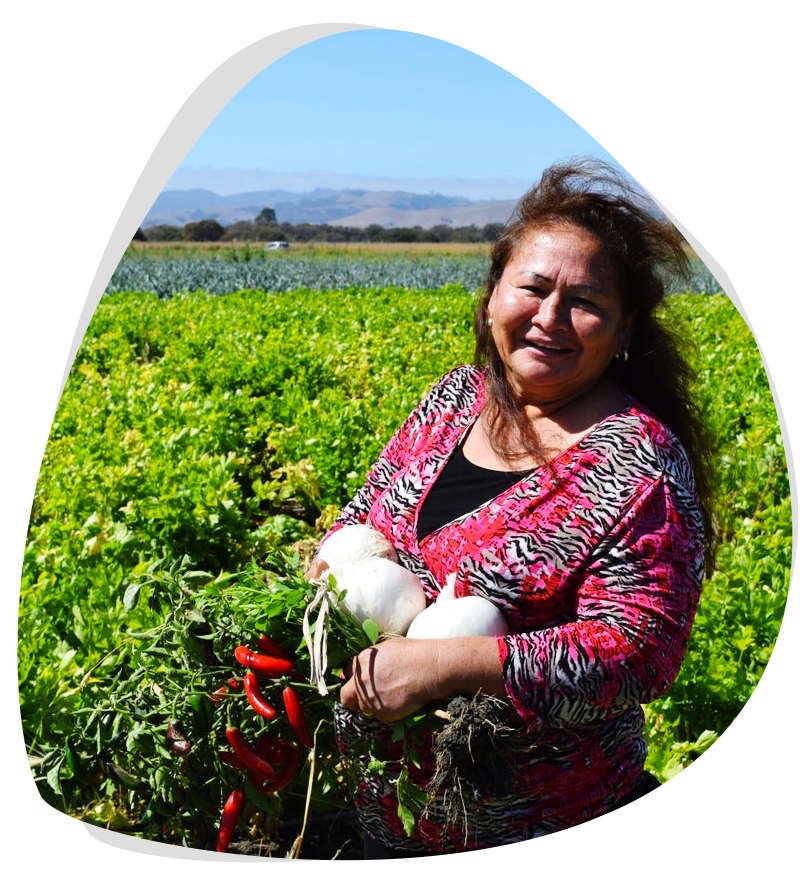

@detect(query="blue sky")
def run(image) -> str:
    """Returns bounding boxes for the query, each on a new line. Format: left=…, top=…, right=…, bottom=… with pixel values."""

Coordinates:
left=17, top=27, right=793, bottom=204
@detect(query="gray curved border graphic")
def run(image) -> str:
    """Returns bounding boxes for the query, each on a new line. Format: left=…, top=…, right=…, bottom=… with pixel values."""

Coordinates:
left=57, top=22, right=378, bottom=417
left=629, top=172, right=798, bottom=597
left=82, top=821, right=323, bottom=863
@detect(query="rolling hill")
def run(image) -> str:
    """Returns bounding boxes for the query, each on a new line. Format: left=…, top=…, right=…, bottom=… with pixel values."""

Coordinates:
left=143, top=187, right=517, bottom=229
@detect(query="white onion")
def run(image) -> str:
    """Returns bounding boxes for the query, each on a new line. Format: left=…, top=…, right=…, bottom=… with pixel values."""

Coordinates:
left=405, top=578, right=508, bottom=639
left=332, top=556, right=428, bottom=636
left=316, top=524, right=398, bottom=572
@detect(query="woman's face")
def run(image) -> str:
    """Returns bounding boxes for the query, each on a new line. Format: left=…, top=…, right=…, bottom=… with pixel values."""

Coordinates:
left=487, top=224, right=634, bottom=410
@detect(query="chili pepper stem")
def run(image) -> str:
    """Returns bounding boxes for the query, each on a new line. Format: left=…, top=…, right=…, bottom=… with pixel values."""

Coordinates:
left=286, top=735, right=316, bottom=859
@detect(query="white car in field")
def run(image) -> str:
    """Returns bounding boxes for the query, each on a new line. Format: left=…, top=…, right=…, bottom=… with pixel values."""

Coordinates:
left=265, top=241, right=290, bottom=251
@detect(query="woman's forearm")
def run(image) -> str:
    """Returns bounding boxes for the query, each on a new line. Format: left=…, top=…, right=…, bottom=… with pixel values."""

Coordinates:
left=428, top=635, right=506, bottom=699
left=340, top=635, right=506, bottom=723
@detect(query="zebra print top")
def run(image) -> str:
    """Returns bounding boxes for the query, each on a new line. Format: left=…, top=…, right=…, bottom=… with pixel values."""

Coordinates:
left=326, top=364, right=705, bottom=853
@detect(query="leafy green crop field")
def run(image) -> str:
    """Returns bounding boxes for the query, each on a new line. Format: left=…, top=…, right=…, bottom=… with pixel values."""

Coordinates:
left=19, top=266, right=788, bottom=852
left=110, top=246, right=723, bottom=297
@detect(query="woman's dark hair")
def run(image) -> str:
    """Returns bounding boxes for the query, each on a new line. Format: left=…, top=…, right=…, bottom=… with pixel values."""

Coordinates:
left=474, top=157, right=717, bottom=574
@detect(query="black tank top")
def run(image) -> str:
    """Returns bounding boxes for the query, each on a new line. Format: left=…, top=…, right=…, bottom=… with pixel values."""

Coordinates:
left=416, top=442, right=533, bottom=543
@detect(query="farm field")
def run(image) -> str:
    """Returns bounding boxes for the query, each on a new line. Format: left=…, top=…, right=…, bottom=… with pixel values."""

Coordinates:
left=127, top=239, right=707, bottom=258
left=112, top=244, right=721, bottom=298
left=19, top=250, right=789, bottom=855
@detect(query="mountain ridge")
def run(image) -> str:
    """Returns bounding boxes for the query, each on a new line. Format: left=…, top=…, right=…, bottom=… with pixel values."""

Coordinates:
left=144, top=187, right=517, bottom=230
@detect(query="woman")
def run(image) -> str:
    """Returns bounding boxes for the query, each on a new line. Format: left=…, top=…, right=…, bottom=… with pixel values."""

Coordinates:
left=310, top=159, right=717, bottom=856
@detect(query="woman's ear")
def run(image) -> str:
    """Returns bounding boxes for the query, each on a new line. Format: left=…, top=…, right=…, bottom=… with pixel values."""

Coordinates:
left=487, top=288, right=497, bottom=322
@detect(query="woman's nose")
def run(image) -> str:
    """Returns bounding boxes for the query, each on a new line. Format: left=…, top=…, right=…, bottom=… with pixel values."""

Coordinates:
left=534, top=293, right=568, bottom=330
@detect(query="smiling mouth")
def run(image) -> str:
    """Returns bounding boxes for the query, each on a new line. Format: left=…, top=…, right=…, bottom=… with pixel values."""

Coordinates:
left=523, top=339, right=572, bottom=354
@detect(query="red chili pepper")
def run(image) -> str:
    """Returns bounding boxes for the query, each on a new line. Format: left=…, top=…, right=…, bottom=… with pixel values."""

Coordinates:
left=256, top=634, right=293, bottom=661
left=209, top=677, right=240, bottom=703
left=250, top=741, right=301, bottom=795
left=243, top=672, right=278, bottom=720
left=218, top=750, right=248, bottom=771
left=266, top=738, right=290, bottom=766
left=282, top=686, right=314, bottom=750
left=255, top=733, right=274, bottom=759
left=253, top=733, right=295, bottom=768
left=216, top=788, right=245, bottom=852
left=234, top=645, right=294, bottom=677
left=225, top=728, right=279, bottom=783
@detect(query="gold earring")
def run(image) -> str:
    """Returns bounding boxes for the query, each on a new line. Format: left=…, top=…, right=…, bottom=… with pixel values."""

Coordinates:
left=488, top=317, right=493, bottom=329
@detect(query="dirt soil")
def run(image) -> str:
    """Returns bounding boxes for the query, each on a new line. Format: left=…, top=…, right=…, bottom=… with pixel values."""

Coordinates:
left=231, top=809, right=364, bottom=860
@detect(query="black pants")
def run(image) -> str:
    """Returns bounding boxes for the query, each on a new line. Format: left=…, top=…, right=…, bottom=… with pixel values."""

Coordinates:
left=364, top=772, right=664, bottom=861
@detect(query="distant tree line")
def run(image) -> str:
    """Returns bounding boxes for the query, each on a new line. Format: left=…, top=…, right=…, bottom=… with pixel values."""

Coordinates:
left=136, top=207, right=505, bottom=245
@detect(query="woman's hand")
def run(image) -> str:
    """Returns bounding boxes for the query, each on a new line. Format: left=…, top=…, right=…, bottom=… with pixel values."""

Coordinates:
left=340, top=637, right=439, bottom=723
left=340, top=635, right=507, bottom=724
left=305, top=557, right=329, bottom=581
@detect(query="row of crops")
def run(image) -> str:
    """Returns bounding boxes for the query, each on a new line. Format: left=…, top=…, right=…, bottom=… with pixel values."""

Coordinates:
left=19, top=251, right=786, bottom=854
left=108, top=248, right=723, bottom=297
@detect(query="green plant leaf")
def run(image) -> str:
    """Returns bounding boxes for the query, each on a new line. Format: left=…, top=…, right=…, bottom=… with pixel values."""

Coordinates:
left=123, top=583, right=142, bottom=612
left=362, top=619, right=380, bottom=645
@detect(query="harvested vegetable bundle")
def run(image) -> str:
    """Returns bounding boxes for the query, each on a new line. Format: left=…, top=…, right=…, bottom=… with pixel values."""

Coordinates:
left=43, top=540, right=518, bottom=851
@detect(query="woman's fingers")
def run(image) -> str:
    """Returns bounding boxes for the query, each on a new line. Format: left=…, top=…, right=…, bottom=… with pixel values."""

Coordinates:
left=305, top=557, right=329, bottom=580
left=340, top=647, right=378, bottom=715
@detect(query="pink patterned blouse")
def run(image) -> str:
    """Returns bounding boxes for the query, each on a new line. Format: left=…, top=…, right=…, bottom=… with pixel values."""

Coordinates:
left=326, top=365, right=705, bottom=852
